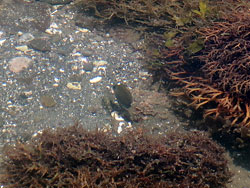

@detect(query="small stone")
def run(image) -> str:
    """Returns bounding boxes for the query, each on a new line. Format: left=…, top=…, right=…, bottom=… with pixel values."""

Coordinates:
left=69, top=74, right=82, bottom=82
left=83, top=62, right=94, bottom=72
left=89, top=76, right=102, bottom=83
left=45, top=28, right=62, bottom=35
left=117, top=125, right=123, bottom=134
left=57, top=44, right=74, bottom=56
left=78, top=28, right=90, bottom=33
left=9, top=56, right=33, bottom=73
left=19, top=33, right=34, bottom=43
left=15, top=45, right=29, bottom=52
left=0, top=39, right=6, bottom=46
left=28, top=38, right=51, bottom=52
left=93, top=60, right=107, bottom=67
left=87, top=106, right=99, bottom=114
left=111, top=111, right=124, bottom=121
left=67, top=82, right=81, bottom=90
left=40, top=95, right=56, bottom=107
left=81, top=49, right=94, bottom=56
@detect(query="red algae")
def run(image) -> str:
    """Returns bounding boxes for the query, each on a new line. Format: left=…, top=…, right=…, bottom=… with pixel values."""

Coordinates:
left=0, top=124, right=231, bottom=188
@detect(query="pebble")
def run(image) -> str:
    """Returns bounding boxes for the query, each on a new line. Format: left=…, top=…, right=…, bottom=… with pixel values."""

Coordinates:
left=67, top=82, right=81, bottom=90
left=81, top=49, right=94, bottom=56
left=89, top=76, right=102, bottom=83
left=69, top=74, right=82, bottom=82
left=15, top=45, right=29, bottom=52
left=93, top=60, right=108, bottom=67
left=111, top=111, right=125, bottom=121
left=28, top=38, right=51, bottom=52
left=40, top=95, right=56, bottom=108
left=0, top=39, right=6, bottom=46
left=45, top=27, right=62, bottom=35
left=78, top=28, right=90, bottom=33
left=8, top=56, right=33, bottom=73
left=83, top=62, right=94, bottom=72
left=117, top=124, right=123, bottom=134
left=19, top=33, right=34, bottom=43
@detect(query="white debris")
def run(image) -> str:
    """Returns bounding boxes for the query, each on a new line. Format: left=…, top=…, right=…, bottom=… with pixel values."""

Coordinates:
left=117, top=125, right=123, bottom=134
left=0, top=38, right=6, bottom=46
left=111, top=111, right=125, bottom=121
left=89, top=76, right=102, bottom=83
left=15, top=45, right=30, bottom=52
left=78, top=28, right=90, bottom=33
left=67, top=82, right=81, bottom=90
left=93, top=60, right=108, bottom=67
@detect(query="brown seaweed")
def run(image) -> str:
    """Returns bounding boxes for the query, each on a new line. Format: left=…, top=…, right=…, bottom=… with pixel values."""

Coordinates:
left=0, top=124, right=231, bottom=188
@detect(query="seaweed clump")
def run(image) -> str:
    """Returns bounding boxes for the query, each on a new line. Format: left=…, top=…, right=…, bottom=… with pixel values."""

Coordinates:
left=74, top=0, right=226, bottom=29
left=0, top=125, right=231, bottom=188
left=145, top=2, right=250, bottom=130
left=164, top=8, right=250, bottom=127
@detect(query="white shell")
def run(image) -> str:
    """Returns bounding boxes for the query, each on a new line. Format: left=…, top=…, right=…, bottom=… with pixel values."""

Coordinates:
left=111, top=111, right=125, bottom=121
left=89, top=76, right=102, bottom=83
left=67, top=82, right=81, bottom=90
left=93, top=60, right=108, bottom=67
left=15, top=45, right=29, bottom=52
left=0, top=38, right=6, bottom=46
left=117, top=125, right=123, bottom=134
left=78, top=28, right=90, bottom=33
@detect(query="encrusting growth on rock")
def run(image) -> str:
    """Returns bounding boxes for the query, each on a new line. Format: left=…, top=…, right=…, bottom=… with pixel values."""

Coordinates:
left=0, top=124, right=231, bottom=188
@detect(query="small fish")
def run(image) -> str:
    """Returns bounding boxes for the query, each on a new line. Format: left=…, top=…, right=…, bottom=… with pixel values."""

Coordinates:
left=113, top=84, right=133, bottom=108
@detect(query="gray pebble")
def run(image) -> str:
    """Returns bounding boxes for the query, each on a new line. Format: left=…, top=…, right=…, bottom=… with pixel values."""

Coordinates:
left=28, top=38, right=51, bottom=52
left=83, top=63, right=94, bottom=72
left=81, top=49, right=94, bottom=57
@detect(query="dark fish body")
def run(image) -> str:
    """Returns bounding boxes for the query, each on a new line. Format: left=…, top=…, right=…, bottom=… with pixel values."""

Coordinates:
left=113, top=84, right=133, bottom=108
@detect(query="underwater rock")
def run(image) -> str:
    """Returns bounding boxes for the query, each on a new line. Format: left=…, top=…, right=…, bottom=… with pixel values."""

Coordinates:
left=28, top=38, right=51, bottom=52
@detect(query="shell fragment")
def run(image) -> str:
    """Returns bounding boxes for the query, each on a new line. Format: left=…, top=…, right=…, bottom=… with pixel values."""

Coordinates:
left=89, top=76, right=102, bottom=83
left=67, top=82, right=81, bottom=90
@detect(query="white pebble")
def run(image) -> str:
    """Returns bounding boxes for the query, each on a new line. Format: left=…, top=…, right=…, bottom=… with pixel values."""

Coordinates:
left=59, top=68, right=65, bottom=73
left=89, top=76, right=102, bottom=83
left=67, top=82, right=81, bottom=90
left=78, top=28, right=90, bottom=33
left=15, top=45, right=29, bottom=52
left=19, top=33, right=34, bottom=42
left=53, top=83, right=59, bottom=87
left=50, top=22, right=59, bottom=29
left=71, top=52, right=82, bottom=57
left=111, top=111, right=125, bottom=121
left=117, top=125, right=123, bottom=134
left=0, top=38, right=6, bottom=46
left=93, top=60, right=108, bottom=67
